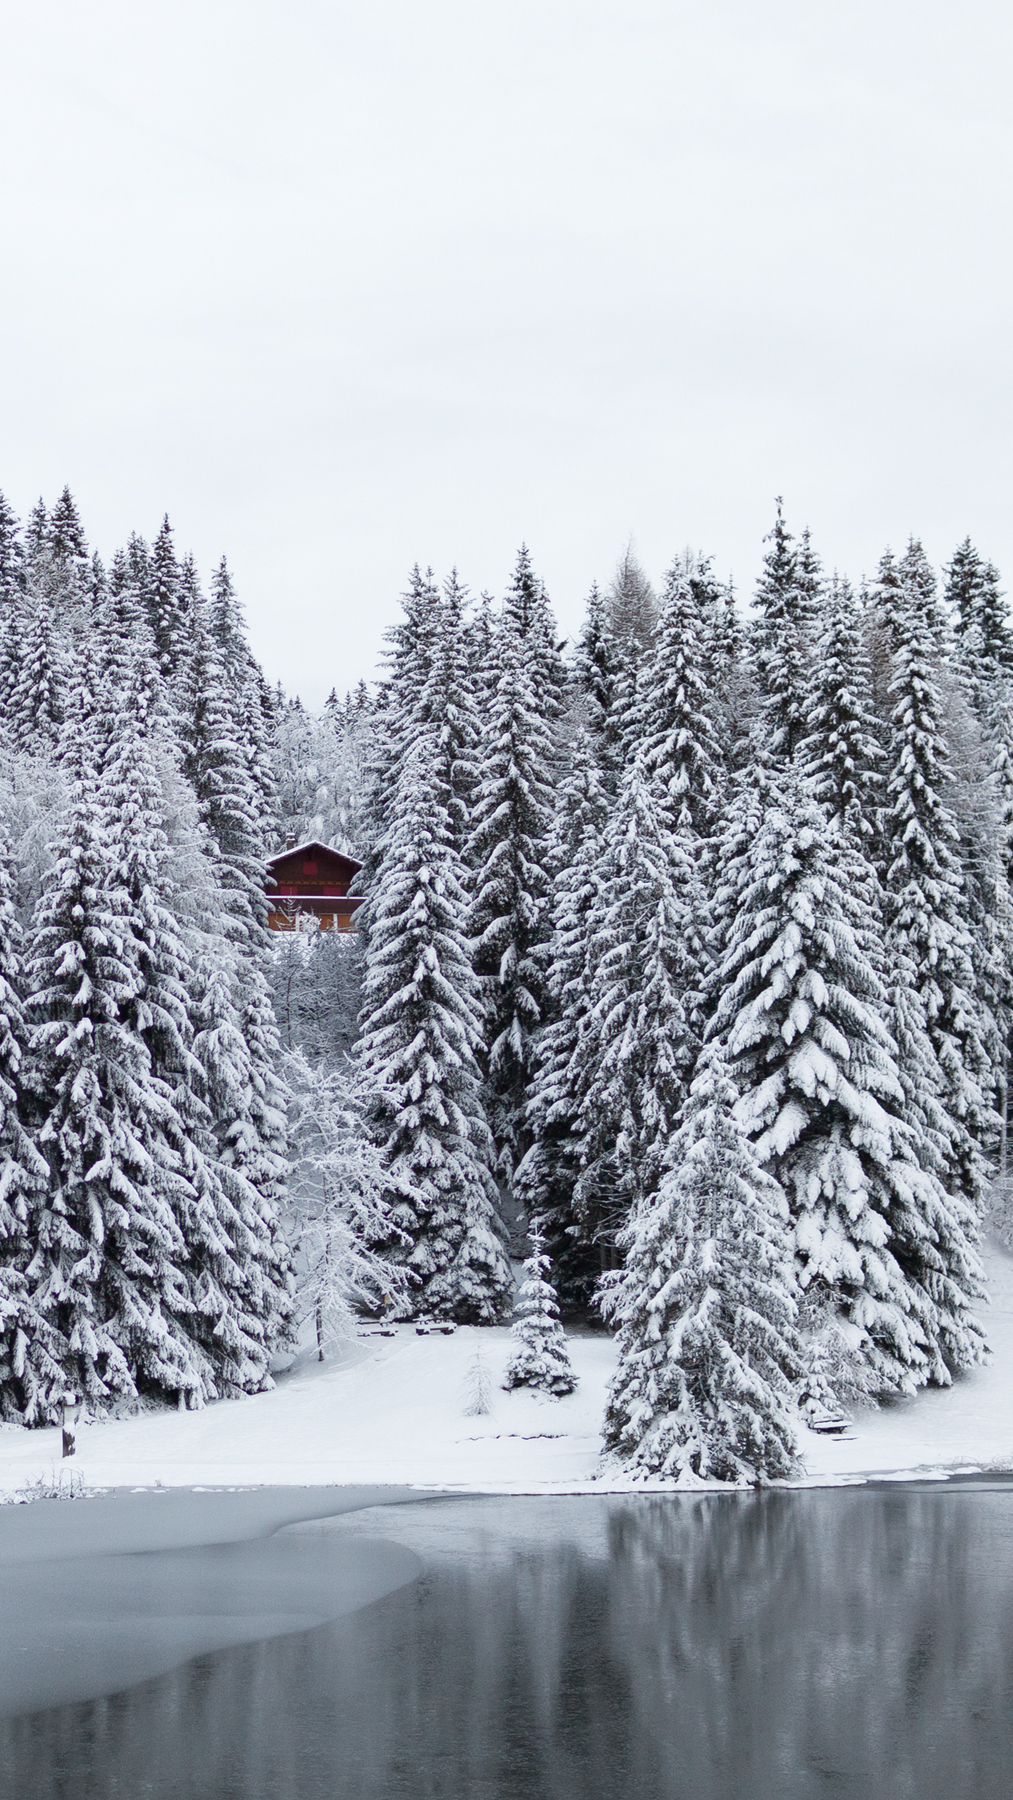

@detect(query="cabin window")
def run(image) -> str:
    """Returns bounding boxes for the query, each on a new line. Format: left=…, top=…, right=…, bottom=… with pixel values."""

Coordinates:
left=303, top=861, right=319, bottom=875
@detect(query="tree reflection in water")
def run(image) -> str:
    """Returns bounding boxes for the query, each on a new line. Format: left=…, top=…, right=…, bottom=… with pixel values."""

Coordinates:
left=3, top=1486, right=1012, bottom=1799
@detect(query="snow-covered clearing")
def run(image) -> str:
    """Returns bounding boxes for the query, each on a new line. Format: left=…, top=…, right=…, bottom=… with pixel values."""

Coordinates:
left=1, top=1235, right=1011, bottom=1500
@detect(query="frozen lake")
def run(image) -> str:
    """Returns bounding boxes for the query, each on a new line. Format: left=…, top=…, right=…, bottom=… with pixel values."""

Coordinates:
left=1, top=1481, right=1012, bottom=1797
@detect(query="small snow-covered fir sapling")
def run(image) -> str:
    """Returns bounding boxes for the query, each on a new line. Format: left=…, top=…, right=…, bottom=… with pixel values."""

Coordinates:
left=602, top=1047, right=802, bottom=1485
left=464, top=1342, right=493, bottom=1416
left=502, top=1217, right=577, bottom=1397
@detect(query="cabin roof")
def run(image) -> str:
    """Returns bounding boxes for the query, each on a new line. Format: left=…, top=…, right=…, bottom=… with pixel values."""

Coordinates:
left=266, top=840, right=363, bottom=873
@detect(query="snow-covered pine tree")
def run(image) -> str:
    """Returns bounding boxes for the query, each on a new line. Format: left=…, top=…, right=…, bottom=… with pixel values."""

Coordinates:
left=466, top=587, right=498, bottom=716
left=865, top=549, right=905, bottom=714
left=363, top=565, right=444, bottom=868
left=634, top=556, right=725, bottom=835
left=516, top=729, right=611, bottom=1305
left=606, top=545, right=657, bottom=663
left=208, top=556, right=255, bottom=690
left=879, top=559, right=996, bottom=1214
left=102, top=645, right=292, bottom=1396
left=7, top=587, right=65, bottom=755
left=175, top=551, right=204, bottom=671
left=124, top=529, right=151, bottom=593
left=710, top=765, right=984, bottom=1392
left=502, top=1216, right=576, bottom=1396
left=794, top=526, right=825, bottom=628
left=21, top=662, right=204, bottom=1418
left=572, top=580, right=630, bottom=789
left=692, top=558, right=747, bottom=771
left=947, top=538, right=1013, bottom=717
left=145, top=515, right=188, bottom=681
left=97, top=555, right=150, bottom=686
left=47, top=486, right=89, bottom=575
left=85, top=550, right=107, bottom=621
left=503, top=544, right=568, bottom=729
left=179, top=581, right=293, bottom=1322
left=0, top=493, right=22, bottom=721
left=469, top=610, right=557, bottom=1183
left=181, top=588, right=272, bottom=939
left=23, top=499, right=49, bottom=568
left=899, top=536, right=951, bottom=644
left=751, top=500, right=814, bottom=764
left=602, top=1045, right=801, bottom=1484
left=191, top=558, right=279, bottom=852
left=415, top=570, right=482, bottom=858
left=985, top=682, right=1013, bottom=1187
left=28, top=486, right=88, bottom=626
left=0, top=490, right=22, bottom=607
left=0, top=841, right=60, bottom=1421
left=571, top=754, right=699, bottom=1254
left=357, top=737, right=512, bottom=1322
left=798, top=573, right=882, bottom=843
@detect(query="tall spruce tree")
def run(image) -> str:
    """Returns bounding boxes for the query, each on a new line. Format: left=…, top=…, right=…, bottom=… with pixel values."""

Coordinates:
left=572, top=581, right=629, bottom=790
left=517, top=729, right=611, bottom=1304
left=180, top=587, right=292, bottom=1281
left=364, top=565, right=444, bottom=865
left=469, top=611, right=557, bottom=1182
left=572, top=756, right=700, bottom=1252
left=880, top=563, right=996, bottom=1214
left=7, top=590, right=64, bottom=754
left=947, top=538, right=1013, bottom=715
left=798, top=574, right=882, bottom=843
left=22, top=670, right=203, bottom=1416
left=23, top=499, right=49, bottom=568
left=357, top=738, right=511, bottom=1321
left=47, top=487, right=88, bottom=574
left=602, top=1045, right=801, bottom=1484
left=711, top=768, right=984, bottom=1392
left=606, top=546, right=658, bottom=663
left=634, top=558, right=725, bottom=835
left=752, top=501, right=813, bottom=764
left=0, top=845, right=58, bottom=1421
left=503, top=544, right=568, bottom=728
left=146, top=515, right=187, bottom=680
left=414, top=571, right=482, bottom=859
left=0, top=491, right=22, bottom=607
left=102, top=648, right=292, bottom=1394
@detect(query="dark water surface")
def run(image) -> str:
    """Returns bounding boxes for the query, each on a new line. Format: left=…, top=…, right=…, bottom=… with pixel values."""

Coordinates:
left=1, top=1483, right=1012, bottom=1799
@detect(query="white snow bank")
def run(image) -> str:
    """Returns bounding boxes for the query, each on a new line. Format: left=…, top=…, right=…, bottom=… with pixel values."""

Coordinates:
left=1, top=1235, right=1011, bottom=1497
left=0, top=1326, right=616, bottom=1498
left=797, top=1231, right=1013, bottom=1485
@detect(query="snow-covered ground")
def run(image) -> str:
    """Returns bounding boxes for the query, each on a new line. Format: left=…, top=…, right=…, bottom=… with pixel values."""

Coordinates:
left=1, top=1235, right=1011, bottom=1500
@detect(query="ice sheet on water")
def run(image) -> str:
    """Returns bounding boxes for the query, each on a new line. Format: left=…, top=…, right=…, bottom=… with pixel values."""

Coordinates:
left=0, top=1484, right=430, bottom=1716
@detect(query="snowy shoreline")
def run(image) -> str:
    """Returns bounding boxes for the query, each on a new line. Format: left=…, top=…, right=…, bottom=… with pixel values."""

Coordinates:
left=2, top=1233, right=1011, bottom=1505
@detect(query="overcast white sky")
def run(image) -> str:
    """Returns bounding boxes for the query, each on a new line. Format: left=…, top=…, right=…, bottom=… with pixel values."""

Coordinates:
left=1, top=1, right=1011, bottom=704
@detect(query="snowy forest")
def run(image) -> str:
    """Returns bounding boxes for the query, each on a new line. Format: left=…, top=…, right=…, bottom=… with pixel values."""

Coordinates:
left=0, top=486, right=1010, bottom=1485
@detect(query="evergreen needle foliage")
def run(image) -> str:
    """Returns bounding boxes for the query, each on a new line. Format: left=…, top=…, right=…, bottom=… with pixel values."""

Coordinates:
left=603, top=1047, right=801, bottom=1485
left=503, top=1217, right=576, bottom=1396
left=0, top=489, right=1007, bottom=1484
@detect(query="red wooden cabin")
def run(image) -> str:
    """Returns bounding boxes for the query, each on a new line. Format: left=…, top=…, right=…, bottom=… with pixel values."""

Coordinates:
left=265, top=841, right=365, bottom=932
